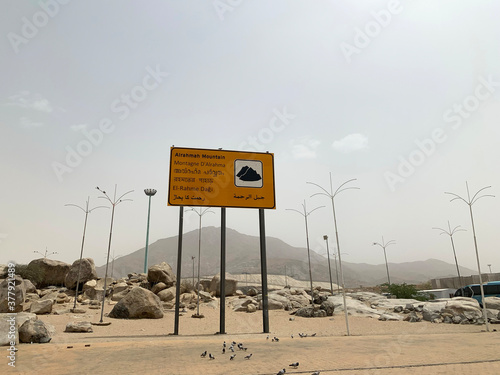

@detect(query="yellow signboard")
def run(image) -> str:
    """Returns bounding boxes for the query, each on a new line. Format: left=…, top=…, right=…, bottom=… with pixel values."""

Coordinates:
left=168, top=147, right=275, bottom=209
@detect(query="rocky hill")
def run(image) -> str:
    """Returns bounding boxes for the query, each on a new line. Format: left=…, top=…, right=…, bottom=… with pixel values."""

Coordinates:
left=95, top=226, right=476, bottom=287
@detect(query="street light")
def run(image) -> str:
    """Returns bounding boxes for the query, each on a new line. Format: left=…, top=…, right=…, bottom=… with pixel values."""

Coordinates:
left=191, top=256, right=196, bottom=288
left=307, top=174, right=359, bottom=336
left=323, top=235, right=334, bottom=294
left=287, top=200, right=324, bottom=302
left=488, top=264, right=492, bottom=274
left=372, top=237, right=395, bottom=286
left=96, top=185, right=133, bottom=324
left=65, top=197, right=107, bottom=310
left=186, top=207, right=215, bottom=318
left=327, top=248, right=348, bottom=294
left=106, top=250, right=122, bottom=280
left=432, top=221, right=466, bottom=288
left=445, top=182, right=494, bottom=332
left=143, top=188, right=157, bottom=273
left=33, top=247, right=58, bottom=259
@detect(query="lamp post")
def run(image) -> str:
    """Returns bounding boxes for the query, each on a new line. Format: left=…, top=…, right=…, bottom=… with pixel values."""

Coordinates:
left=143, top=189, right=157, bottom=274
left=65, top=197, right=107, bottom=310
left=307, top=174, right=359, bottom=336
left=33, top=247, right=58, bottom=259
left=96, top=185, right=133, bottom=324
left=286, top=200, right=324, bottom=302
left=372, top=237, right=395, bottom=286
left=488, top=264, right=492, bottom=274
left=432, top=221, right=465, bottom=288
left=191, top=256, right=196, bottom=288
left=445, top=182, right=494, bottom=332
left=186, top=207, right=215, bottom=318
left=323, top=235, right=334, bottom=294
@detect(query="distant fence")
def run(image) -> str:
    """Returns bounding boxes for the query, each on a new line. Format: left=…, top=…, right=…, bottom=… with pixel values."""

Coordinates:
left=431, top=273, right=500, bottom=289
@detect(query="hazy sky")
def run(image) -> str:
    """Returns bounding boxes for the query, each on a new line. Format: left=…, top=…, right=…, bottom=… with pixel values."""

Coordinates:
left=2, top=1, right=500, bottom=274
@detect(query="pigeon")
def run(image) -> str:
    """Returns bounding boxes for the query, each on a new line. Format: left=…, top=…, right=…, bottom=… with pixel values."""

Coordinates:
left=276, top=369, right=286, bottom=375
left=230, top=354, right=236, bottom=361
left=289, top=362, right=299, bottom=368
left=242, top=347, right=248, bottom=351
left=223, top=341, right=226, bottom=348
left=311, top=333, right=316, bottom=337
left=266, top=335, right=269, bottom=340
left=244, top=353, right=252, bottom=360
left=232, top=341, right=237, bottom=345
left=209, top=353, right=215, bottom=360
left=273, top=336, right=280, bottom=342
left=237, top=343, right=244, bottom=350
left=311, top=372, right=320, bottom=375
left=200, top=351, right=207, bottom=358
left=291, top=334, right=294, bottom=339
left=229, top=346, right=235, bottom=352
left=222, top=348, right=225, bottom=354
left=298, top=333, right=304, bottom=338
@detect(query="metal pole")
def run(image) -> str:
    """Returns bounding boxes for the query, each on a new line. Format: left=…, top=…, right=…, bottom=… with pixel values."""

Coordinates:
left=324, top=235, right=334, bottom=294
left=219, top=207, right=226, bottom=334
left=99, top=194, right=116, bottom=323
left=333, top=251, right=340, bottom=293
left=469, top=203, right=489, bottom=331
left=303, top=201, right=315, bottom=302
left=144, top=195, right=152, bottom=273
left=382, top=237, right=391, bottom=286
left=191, top=256, right=195, bottom=288
left=196, top=214, right=202, bottom=316
left=73, top=199, right=89, bottom=310
left=332, top=196, right=350, bottom=336
left=449, top=235, right=462, bottom=288
left=259, top=209, right=269, bottom=333
left=174, top=206, right=184, bottom=335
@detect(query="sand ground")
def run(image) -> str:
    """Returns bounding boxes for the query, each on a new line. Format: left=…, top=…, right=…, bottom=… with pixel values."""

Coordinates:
left=7, top=299, right=500, bottom=375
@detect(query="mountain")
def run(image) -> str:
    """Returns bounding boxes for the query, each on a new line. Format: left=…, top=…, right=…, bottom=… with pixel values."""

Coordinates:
left=95, top=226, right=476, bottom=287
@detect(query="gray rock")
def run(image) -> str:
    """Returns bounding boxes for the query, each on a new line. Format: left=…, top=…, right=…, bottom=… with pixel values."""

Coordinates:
left=147, top=263, right=176, bottom=287
left=23, top=279, right=37, bottom=294
left=247, top=287, right=258, bottom=297
left=19, top=319, right=52, bottom=343
left=151, top=282, right=167, bottom=294
left=484, top=297, right=500, bottom=310
left=108, top=287, right=163, bottom=319
left=28, top=258, right=71, bottom=288
left=320, top=299, right=335, bottom=316
left=210, top=273, right=238, bottom=297
left=403, top=311, right=421, bottom=323
left=65, top=258, right=97, bottom=289
left=65, top=321, right=93, bottom=333
left=0, top=275, right=26, bottom=313
left=198, top=290, right=214, bottom=302
left=29, top=299, right=53, bottom=315
left=295, top=305, right=327, bottom=318
left=157, top=287, right=176, bottom=302
left=247, top=304, right=257, bottom=313
left=379, top=313, right=402, bottom=321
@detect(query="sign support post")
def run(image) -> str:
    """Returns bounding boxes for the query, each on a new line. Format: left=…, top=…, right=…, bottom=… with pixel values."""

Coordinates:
left=259, top=208, right=269, bottom=333
left=219, top=207, right=226, bottom=334
left=173, top=206, right=184, bottom=335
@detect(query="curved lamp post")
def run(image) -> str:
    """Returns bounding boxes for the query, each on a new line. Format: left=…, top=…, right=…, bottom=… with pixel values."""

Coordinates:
left=445, top=182, right=494, bottom=332
left=96, top=185, right=133, bottom=324
left=307, top=174, right=359, bottom=336
left=186, top=207, right=215, bottom=317
left=65, top=197, right=107, bottom=310
left=432, top=221, right=465, bottom=288
left=323, top=235, right=334, bottom=294
left=143, top=189, right=157, bottom=273
left=286, top=200, right=324, bottom=302
left=33, top=247, right=58, bottom=259
left=372, top=237, right=395, bottom=286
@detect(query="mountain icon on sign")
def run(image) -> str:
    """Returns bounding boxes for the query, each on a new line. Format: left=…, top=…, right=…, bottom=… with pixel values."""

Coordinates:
left=236, top=166, right=262, bottom=181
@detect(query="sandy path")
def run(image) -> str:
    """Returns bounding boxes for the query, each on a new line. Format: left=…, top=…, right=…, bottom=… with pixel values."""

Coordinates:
left=7, top=300, right=500, bottom=374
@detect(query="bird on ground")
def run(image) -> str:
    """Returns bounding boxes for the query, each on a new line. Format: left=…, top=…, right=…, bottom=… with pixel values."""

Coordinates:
left=291, top=334, right=294, bottom=339
left=244, top=353, right=252, bottom=360
left=289, top=362, right=299, bottom=368
left=266, top=335, right=269, bottom=340
left=223, top=341, right=226, bottom=348
left=222, top=348, right=225, bottom=354
left=311, top=333, right=316, bottom=337
left=229, top=346, right=235, bottom=352
left=209, top=353, right=215, bottom=360
left=274, top=336, right=280, bottom=342
left=200, top=351, right=207, bottom=358
left=311, top=371, right=320, bottom=375
left=232, top=341, right=237, bottom=345
left=230, top=354, right=236, bottom=361
left=276, top=369, right=286, bottom=375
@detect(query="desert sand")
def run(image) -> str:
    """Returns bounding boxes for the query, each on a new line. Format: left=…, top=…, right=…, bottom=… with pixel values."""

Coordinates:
left=10, top=299, right=500, bottom=375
